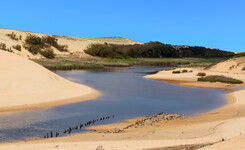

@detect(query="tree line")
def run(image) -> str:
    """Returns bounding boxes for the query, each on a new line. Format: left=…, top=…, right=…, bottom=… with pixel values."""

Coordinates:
left=84, top=41, right=234, bottom=59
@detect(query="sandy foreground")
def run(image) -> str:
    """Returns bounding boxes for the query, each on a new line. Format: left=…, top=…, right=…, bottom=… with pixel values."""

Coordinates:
left=0, top=51, right=99, bottom=112
left=0, top=66, right=244, bottom=150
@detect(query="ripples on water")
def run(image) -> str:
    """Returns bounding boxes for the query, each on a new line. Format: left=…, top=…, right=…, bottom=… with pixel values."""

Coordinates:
left=0, top=66, right=226, bottom=142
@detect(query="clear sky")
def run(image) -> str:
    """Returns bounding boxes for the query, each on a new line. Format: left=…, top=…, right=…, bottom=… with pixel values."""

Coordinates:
left=1, top=0, right=244, bottom=52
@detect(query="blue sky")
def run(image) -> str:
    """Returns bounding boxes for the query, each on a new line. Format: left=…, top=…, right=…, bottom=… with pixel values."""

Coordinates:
left=1, top=0, right=244, bottom=52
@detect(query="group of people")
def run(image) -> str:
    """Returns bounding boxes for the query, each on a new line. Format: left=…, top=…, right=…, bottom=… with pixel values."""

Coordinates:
left=43, top=115, right=115, bottom=139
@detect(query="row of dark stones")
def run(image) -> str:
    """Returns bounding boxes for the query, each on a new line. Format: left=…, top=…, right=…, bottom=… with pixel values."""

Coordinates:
left=44, top=115, right=114, bottom=138
left=101, top=112, right=183, bottom=133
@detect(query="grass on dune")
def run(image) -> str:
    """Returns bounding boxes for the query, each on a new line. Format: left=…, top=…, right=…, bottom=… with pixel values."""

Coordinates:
left=197, top=75, right=243, bottom=84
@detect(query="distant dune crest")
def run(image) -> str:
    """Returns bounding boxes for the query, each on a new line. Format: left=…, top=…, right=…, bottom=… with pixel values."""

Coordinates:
left=0, top=28, right=140, bottom=59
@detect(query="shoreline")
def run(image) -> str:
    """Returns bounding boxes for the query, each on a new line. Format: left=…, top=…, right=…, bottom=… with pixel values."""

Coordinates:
left=88, top=77, right=236, bottom=133
left=0, top=90, right=100, bottom=113
left=0, top=68, right=245, bottom=149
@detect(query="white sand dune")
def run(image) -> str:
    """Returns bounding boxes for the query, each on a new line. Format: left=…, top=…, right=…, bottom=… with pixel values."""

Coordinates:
left=0, top=50, right=99, bottom=111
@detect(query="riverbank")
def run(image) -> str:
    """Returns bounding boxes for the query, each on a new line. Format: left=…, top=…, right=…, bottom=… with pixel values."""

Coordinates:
left=0, top=67, right=244, bottom=149
left=33, top=57, right=224, bottom=70
left=0, top=51, right=100, bottom=113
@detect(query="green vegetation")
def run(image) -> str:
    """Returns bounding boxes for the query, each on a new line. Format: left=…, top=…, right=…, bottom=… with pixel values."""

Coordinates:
left=0, top=43, right=7, bottom=50
left=164, top=68, right=176, bottom=71
left=13, top=44, right=22, bottom=51
left=172, top=70, right=181, bottom=74
left=39, top=48, right=55, bottom=59
left=6, top=32, right=20, bottom=41
left=42, top=36, right=68, bottom=51
left=233, top=52, right=245, bottom=58
left=172, top=69, right=192, bottom=74
left=33, top=57, right=222, bottom=70
left=0, top=43, right=13, bottom=52
left=197, top=75, right=243, bottom=84
left=196, top=72, right=206, bottom=76
left=25, top=34, right=43, bottom=46
left=34, top=58, right=104, bottom=70
left=24, top=34, right=68, bottom=58
left=85, top=42, right=234, bottom=59
left=182, top=69, right=188, bottom=73
left=24, top=44, right=41, bottom=54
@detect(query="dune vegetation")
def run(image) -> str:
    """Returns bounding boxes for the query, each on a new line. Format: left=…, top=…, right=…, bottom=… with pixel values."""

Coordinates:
left=33, top=57, right=225, bottom=70
left=84, top=42, right=234, bottom=59
left=197, top=75, right=243, bottom=84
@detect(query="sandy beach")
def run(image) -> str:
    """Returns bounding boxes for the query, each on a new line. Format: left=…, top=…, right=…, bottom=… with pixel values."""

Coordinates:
left=1, top=0, right=245, bottom=149
left=0, top=62, right=244, bottom=149
left=0, top=51, right=100, bottom=112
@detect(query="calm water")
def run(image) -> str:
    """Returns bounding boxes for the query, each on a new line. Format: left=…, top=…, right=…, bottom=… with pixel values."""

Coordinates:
left=0, top=66, right=226, bottom=142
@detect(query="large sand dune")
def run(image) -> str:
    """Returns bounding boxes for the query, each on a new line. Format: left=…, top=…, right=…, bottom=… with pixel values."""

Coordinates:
left=0, top=28, right=140, bottom=59
left=0, top=50, right=99, bottom=112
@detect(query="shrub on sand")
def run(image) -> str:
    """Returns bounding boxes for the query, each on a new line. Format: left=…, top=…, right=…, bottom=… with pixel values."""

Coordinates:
left=172, top=70, right=181, bottom=74
left=13, top=44, right=22, bottom=51
left=197, top=75, right=243, bottom=84
left=39, top=48, right=55, bottom=59
left=196, top=72, right=206, bottom=76
left=182, top=69, right=188, bottom=73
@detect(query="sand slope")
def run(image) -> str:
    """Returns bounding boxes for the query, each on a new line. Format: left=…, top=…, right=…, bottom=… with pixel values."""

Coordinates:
left=210, top=57, right=245, bottom=74
left=0, top=28, right=140, bottom=59
left=0, top=50, right=99, bottom=111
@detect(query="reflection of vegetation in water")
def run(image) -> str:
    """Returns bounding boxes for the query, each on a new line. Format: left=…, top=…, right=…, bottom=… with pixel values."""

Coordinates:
left=34, top=57, right=225, bottom=70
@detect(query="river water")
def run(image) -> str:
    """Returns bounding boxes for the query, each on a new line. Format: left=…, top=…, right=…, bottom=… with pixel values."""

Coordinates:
left=0, top=66, right=226, bottom=142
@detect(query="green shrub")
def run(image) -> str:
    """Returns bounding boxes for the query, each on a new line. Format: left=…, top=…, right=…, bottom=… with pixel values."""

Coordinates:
left=197, top=75, right=243, bottom=84
left=42, top=36, right=58, bottom=46
left=233, top=52, right=245, bottom=58
left=24, top=45, right=41, bottom=54
left=24, top=34, right=68, bottom=56
left=6, top=32, right=19, bottom=41
left=39, top=48, right=55, bottom=59
left=165, top=68, right=176, bottom=71
left=196, top=72, right=206, bottom=76
left=42, top=36, right=68, bottom=51
left=84, top=42, right=234, bottom=59
left=25, top=34, right=43, bottom=46
left=85, top=44, right=127, bottom=59
left=24, top=34, right=44, bottom=55
left=7, top=47, right=13, bottom=52
left=182, top=69, right=188, bottom=73
left=0, top=43, right=7, bottom=50
left=13, top=44, right=22, bottom=51
left=172, top=70, right=181, bottom=74
left=56, top=44, right=68, bottom=52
